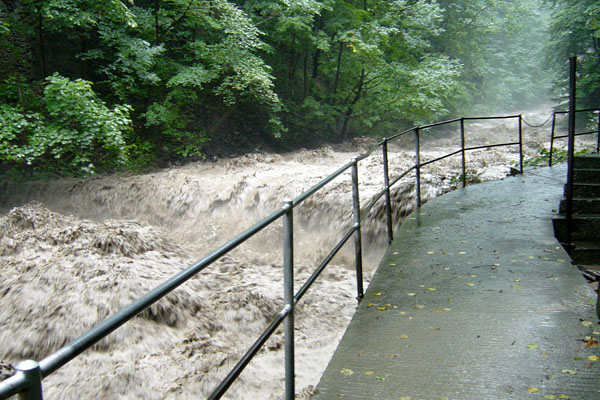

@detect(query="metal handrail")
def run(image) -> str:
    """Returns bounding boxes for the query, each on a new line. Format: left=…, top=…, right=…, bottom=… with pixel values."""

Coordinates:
left=0, top=112, right=531, bottom=400
left=548, top=108, right=600, bottom=167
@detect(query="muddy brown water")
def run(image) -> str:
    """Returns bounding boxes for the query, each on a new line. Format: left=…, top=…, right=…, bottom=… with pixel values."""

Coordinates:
left=0, top=108, right=590, bottom=399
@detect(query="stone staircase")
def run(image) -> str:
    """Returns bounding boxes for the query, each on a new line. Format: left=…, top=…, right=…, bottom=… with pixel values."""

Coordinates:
left=553, top=153, right=600, bottom=268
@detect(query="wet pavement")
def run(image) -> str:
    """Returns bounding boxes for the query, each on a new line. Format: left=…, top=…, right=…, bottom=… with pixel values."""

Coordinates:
left=312, top=165, right=600, bottom=400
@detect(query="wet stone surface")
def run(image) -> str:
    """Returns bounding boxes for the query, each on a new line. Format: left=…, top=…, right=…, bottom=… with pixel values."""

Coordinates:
left=313, top=165, right=600, bottom=400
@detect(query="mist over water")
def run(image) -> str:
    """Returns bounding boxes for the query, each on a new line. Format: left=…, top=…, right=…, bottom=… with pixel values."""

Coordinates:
left=0, top=107, right=593, bottom=399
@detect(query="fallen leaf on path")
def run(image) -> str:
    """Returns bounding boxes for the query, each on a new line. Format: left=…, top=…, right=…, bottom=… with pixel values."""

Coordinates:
left=364, top=371, right=374, bottom=376
left=340, top=368, right=353, bottom=376
left=527, top=387, right=539, bottom=393
left=561, top=369, right=577, bottom=375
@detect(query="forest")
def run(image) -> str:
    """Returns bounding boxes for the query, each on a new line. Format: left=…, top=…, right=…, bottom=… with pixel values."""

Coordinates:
left=0, top=0, right=598, bottom=176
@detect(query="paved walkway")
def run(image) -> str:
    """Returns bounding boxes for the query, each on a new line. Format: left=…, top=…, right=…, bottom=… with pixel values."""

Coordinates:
left=313, top=165, right=600, bottom=400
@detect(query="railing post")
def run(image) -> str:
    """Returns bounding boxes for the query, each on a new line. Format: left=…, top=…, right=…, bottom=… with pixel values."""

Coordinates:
left=518, top=115, right=524, bottom=174
left=549, top=113, right=557, bottom=166
left=382, top=140, right=394, bottom=243
left=351, top=159, right=364, bottom=301
left=282, top=200, right=294, bottom=400
left=596, top=109, right=600, bottom=153
left=15, top=360, right=43, bottom=400
left=566, top=56, right=577, bottom=246
left=415, top=128, right=421, bottom=207
left=460, top=118, right=466, bottom=187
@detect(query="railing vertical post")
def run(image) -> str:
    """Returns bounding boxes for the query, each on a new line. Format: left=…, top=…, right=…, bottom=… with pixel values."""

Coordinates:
left=15, top=360, right=43, bottom=400
left=566, top=56, right=577, bottom=246
left=549, top=113, right=557, bottom=166
left=460, top=118, right=466, bottom=187
left=351, top=159, right=364, bottom=301
left=415, top=128, right=421, bottom=207
left=382, top=140, right=394, bottom=243
left=282, top=200, right=294, bottom=400
left=518, top=115, right=524, bottom=174
left=596, top=109, right=600, bottom=153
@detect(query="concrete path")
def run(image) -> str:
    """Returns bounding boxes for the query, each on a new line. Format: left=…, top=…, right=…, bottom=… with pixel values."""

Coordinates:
left=313, top=165, right=600, bottom=400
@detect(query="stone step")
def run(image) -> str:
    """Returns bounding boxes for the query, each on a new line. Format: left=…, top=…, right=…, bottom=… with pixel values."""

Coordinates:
left=569, top=242, right=600, bottom=266
left=553, top=215, right=600, bottom=242
left=574, top=153, right=600, bottom=169
left=565, top=182, right=600, bottom=198
left=573, top=168, right=600, bottom=183
left=560, top=197, right=600, bottom=215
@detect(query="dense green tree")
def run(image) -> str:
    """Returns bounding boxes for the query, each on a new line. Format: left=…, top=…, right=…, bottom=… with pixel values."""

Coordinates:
left=432, top=0, right=551, bottom=114
left=546, top=0, right=600, bottom=109
left=0, top=0, right=583, bottom=176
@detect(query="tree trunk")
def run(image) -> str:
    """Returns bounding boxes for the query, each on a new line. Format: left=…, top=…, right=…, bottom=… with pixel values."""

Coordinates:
left=303, top=50, right=309, bottom=99
left=37, top=5, right=47, bottom=77
left=331, top=41, right=344, bottom=105
left=340, top=68, right=365, bottom=139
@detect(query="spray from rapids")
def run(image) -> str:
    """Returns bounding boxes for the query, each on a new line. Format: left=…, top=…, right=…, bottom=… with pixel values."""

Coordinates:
left=0, top=108, right=582, bottom=399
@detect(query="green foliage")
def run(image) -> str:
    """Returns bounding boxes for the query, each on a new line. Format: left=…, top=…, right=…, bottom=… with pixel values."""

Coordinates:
left=0, top=0, right=589, bottom=176
left=449, top=169, right=482, bottom=188
left=546, top=0, right=600, bottom=109
left=0, top=74, right=131, bottom=175
left=515, top=147, right=593, bottom=168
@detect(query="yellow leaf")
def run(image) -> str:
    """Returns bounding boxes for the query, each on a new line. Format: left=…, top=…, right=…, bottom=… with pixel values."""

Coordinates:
left=400, top=334, right=408, bottom=339
left=544, top=395, right=557, bottom=399
left=407, top=293, right=416, bottom=296
left=399, top=397, right=412, bottom=400
left=443, top=308, right=451, bottom=311
left=459, top=251, right=467, bottom=255
left=514, top=285, right=523, bottom=289
left=389, top=263, right=396, bottom=266
left=340, top=368, right=353, bottom=375
left=427, top=251, right=435, bottom=254
left=528, top=344, right=539, bottom=349
left=378, top=307, right=387, bottom=311
left=527, top=387, right=539, bottom=393
left=467, top=283, right=475, bottom=286
left=561, top=369, right=577, bottom=375
left=582, top=321, right=593, bottom=327
left=588, top=355, right=599, bottom=362
left=557, top=259, right=565, bottom=262
left=559, top=395, right=569, bottom=399
left=364, top=370, right=374, bottom=376
left=415, top=304, right=425, bottom=309
left=427, top=287, right=436, bottom=291
left=399, top=311, right=407, bottom=315
left=368, top=303, right=375, bottom=307
left=374, top=292, right=382, bottom=297
left=541, top=352, right=549, bottom=357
